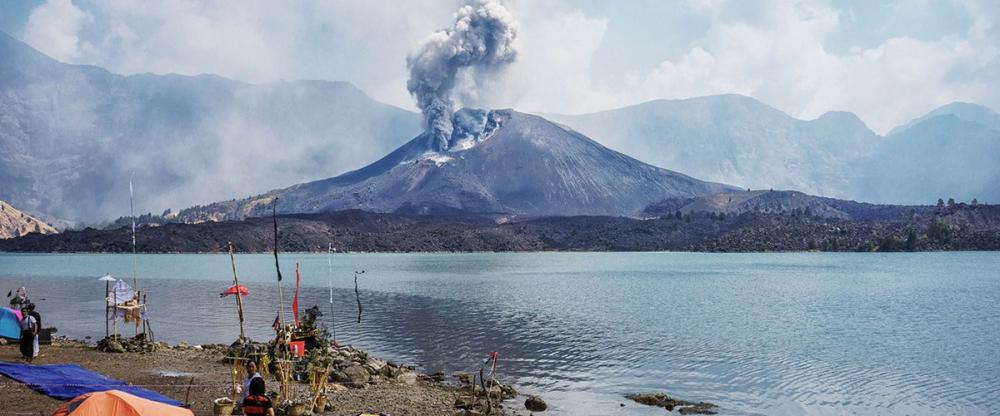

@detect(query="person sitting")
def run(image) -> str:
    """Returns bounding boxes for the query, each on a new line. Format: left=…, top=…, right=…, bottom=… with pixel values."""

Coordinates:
left=241, top=377, right=274, bottom=416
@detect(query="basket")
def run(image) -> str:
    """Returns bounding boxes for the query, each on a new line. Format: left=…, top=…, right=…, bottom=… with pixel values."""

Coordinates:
left=313, top=395, right=328, bottom=413
left=287, top=402, right=307, bottom=416
left=213, top=398, right=235, bottom=416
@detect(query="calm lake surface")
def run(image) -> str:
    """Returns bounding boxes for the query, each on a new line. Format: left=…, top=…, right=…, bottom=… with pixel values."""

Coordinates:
left=1, top=252, right=998, bottom=415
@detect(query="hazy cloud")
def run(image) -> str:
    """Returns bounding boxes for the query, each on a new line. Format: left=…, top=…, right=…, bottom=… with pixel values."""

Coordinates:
left=14, top=0, right=1000, bottom=133
left=21, top=0, right=92, bottom=61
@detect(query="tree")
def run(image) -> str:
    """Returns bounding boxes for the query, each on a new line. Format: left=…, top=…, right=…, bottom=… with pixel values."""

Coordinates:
left=937, top=198, right=945, bottom=208
left=927, top=220, right=951, bottom=244
left=878, top=236, right=902, bottom=252
left=972, top=198, right=979, bottom=206
left=905, top=229, right=918, bottom=251
left=947, top=198, right=956, bottom=207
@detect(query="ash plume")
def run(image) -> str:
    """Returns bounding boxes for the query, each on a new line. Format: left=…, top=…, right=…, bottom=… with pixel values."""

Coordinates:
left=406, top=0, right=518, bottom=152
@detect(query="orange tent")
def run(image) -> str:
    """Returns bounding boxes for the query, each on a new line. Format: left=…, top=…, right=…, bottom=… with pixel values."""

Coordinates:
left=52, top=390, right=193, bottom=416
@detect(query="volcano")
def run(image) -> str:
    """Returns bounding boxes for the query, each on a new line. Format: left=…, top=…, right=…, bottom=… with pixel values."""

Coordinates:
left=178, top=109, right=736, bottom=221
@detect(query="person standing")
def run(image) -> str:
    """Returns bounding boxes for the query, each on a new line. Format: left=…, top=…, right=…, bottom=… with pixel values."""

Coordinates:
left=241, top=377, right=274, bottom=416
left=27, top=303, right=40, bottom=331
left=242, top=360, right=263, bottom=401
left=18, top=307, right=37, bottom=362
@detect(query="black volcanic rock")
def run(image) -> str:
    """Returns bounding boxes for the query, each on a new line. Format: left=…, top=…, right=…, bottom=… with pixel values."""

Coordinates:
left=178, top=109, right=736, bottom=221
left=5, top=205, right=1000, bottom=253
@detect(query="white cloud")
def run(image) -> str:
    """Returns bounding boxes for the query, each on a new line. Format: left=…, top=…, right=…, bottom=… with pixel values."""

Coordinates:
left=497, top=8, right=614, bottom=114
left=14, top=0, right=1000, bottom=133
left=623, top=0, right=1000, bottom=133
left=21, top=0, right=93, bottom=61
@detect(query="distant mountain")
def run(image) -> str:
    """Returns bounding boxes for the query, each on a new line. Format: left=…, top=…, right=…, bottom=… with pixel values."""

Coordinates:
left=177, top=109, right=736, bottom=221
left=0, top=31, right=421, bottom=225
left=549, top=96, right=1000, bottom=205
left=888, top=102, right=1000, bottom=135
left=0, top=200, right=56, bottom=239
left=547, top=95, right=879, bottom=200
left=864, top=115, right=1000, bottom=204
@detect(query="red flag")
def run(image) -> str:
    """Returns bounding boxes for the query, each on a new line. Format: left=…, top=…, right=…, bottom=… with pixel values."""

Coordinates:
left=220, top=284, right=250, bottom=298
left=292, top=263, right=301, bottom=326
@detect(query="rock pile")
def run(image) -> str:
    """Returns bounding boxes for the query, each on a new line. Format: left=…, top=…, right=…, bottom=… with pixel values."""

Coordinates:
left=451, top=373, right=518, bottom=415
left=326, top=345, right=411, bottom=388
left=626, top=392, right=717, bottom=415
left=97, top=335, right=158, bottom=353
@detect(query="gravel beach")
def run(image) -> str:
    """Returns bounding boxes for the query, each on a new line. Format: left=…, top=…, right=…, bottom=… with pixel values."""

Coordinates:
left=0, top=339, right=524, bottom=416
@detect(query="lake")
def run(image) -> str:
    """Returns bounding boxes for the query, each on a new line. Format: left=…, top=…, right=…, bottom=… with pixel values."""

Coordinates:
left=1, top=252, right=998, bottom=415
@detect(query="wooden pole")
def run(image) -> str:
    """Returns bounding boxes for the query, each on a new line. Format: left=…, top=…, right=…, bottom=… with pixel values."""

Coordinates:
left=113, top=285, right=118, bottom=338
left=273, top=200, right=285, bottom=327
left=328, top=243, right=335, bottom=343
left=104, top=280, right=110, bottom=338
left=354, top=270, right=365, bottom=324
left=228, top=242, right=246, bottom=341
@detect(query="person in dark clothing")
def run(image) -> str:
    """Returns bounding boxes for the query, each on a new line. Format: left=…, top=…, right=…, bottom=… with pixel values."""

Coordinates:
left=27, top=303, right=40, bottom=329
left=18, top=307, right=37, bottom=362
left=241, top=377, right=274, bottom=416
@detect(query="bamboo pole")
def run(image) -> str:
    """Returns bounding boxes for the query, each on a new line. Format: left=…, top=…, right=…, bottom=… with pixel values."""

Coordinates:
left=228, top=242, right=246, bottom=341
left=112, top=286, right=118, bottom=338
left=104, top=280, right=110, bottom=338
left=273, top=199, right=285, bottom=327
left=328, top=243, right=335, bottom=343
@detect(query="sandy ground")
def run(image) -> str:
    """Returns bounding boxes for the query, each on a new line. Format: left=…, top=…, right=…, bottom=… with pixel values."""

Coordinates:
left=0, top=340, right=506, bottom=416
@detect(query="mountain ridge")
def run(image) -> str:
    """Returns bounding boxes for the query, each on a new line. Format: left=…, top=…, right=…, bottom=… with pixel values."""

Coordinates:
left=0, top=31, right=422, bottom=225
left=0, top=200, right=57, bottom=239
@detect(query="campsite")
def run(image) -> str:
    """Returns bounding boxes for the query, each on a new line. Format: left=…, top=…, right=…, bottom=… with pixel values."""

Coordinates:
left=0, top=338, right=467, bottom=415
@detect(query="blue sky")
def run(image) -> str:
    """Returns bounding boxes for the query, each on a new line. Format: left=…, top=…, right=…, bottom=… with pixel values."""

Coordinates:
left=2, top=0, right=997, bottom=133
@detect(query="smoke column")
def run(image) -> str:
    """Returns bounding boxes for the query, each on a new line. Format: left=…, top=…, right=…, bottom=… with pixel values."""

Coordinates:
left=407, top=0, right=518, bottom=152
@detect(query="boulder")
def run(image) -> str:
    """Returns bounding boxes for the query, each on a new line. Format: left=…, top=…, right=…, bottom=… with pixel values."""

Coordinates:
left=525, top=395, right=547, bottom=412
left=364, top=357, right=387, bottom=373
left=678, top=403, right=719, bottom=415
left=454, top=372, right=474, bottom=385
left=332, top=365, right=369, bottom=388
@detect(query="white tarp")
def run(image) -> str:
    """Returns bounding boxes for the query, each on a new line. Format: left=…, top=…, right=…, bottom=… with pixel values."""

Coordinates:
left=108, top=280, right=135, bottom=305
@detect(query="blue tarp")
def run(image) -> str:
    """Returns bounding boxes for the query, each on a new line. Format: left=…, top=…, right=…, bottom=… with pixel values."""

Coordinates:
left=0, top=308, right=20, bottom=339
left=0, top=362, right=182, bottom=406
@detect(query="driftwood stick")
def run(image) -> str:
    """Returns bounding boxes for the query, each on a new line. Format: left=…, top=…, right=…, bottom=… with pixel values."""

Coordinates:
left=354, top=270, right=365, bottom=324
left=184, top=376, right=195, bottom=407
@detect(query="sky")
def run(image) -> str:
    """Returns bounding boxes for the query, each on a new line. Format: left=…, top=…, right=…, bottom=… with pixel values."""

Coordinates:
left=1, top=0, right=997, bottom=133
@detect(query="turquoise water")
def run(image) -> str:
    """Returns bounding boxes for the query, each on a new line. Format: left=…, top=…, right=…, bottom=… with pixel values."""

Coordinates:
left=1, top=252, right=998, bottom=415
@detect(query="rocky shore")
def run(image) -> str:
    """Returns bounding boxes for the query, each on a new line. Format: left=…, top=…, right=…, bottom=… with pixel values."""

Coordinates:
left=3, top=204, right=999, bottom=253
left=0, top=337, right=536, bottom=416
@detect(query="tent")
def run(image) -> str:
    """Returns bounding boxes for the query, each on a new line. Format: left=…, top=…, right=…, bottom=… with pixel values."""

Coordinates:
left=0, top=307, right=22, bottom=340
left=52, top=390, right=193, bottom=416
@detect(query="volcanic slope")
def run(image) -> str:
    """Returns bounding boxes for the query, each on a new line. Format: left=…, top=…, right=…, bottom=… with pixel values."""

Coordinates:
left=178, top=109, right=736, bottom=221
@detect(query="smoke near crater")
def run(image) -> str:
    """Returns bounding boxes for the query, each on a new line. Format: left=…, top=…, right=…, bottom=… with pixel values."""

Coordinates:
left=406, top=0, right=518, bottom=152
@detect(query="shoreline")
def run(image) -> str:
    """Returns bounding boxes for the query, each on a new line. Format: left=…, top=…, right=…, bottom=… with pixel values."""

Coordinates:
left=3, top=207, right=998, bottom=253
left=0, top=337, right=534, bottom=416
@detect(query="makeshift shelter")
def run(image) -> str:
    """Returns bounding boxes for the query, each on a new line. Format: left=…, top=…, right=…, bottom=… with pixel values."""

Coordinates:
left=0, top=307, right=22, bottom=340
left=51, top=390, right=193, bottom=416
left=0, top=363, right=181, bottom=405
